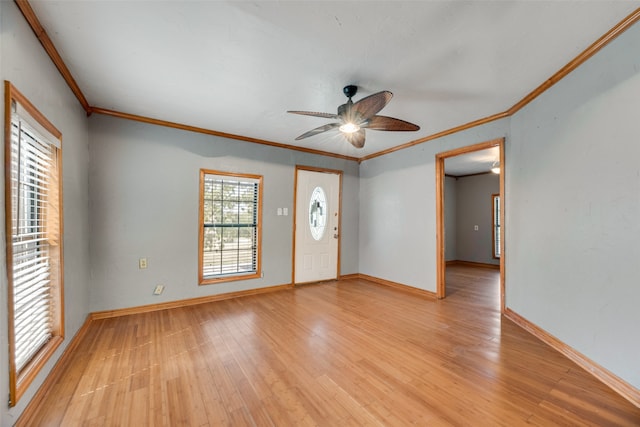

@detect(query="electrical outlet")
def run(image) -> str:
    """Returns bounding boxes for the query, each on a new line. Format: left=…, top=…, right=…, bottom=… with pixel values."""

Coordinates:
left=153, top=285, right=164, bottom=295
left=474, top=225, right=479, bottom=231
left=139, top=258, right=147, bottom=269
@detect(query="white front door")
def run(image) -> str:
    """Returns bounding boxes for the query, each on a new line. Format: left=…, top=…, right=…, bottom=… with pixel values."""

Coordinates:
left=294, top=169, right=341, bottom=284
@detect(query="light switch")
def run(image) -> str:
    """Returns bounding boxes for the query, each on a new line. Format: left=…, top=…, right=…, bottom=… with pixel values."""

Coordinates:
left=283, top=208, right=288, bottom=216
left=474, top=225, right=479, bottom=231
left=277, top=208, right=283, bottom=216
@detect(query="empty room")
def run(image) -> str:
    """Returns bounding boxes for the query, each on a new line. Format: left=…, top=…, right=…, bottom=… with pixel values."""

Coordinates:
left=2, top=1, right=640, bottom=425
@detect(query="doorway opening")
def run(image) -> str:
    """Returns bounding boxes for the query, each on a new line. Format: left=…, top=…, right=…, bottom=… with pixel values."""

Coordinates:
left=435, top=138, right=505, bottom=312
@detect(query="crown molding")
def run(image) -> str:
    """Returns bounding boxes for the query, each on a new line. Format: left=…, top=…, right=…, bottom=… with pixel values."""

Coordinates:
left=15, top=1, right=640, bottom=162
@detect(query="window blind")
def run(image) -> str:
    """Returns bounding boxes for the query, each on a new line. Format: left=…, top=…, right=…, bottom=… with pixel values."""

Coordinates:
left=493, top=195, right=501, bottom=258
left=10, top=112, right=59, bottom=373
left=202, top=174, right=259, bottom=278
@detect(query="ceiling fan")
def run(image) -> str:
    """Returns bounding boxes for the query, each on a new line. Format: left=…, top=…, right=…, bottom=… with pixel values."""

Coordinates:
left=288, top=85, right=420, bottom=148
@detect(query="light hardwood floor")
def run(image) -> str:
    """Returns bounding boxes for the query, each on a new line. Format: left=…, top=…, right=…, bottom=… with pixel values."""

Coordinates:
left=21, top=266, right=640, bottom=426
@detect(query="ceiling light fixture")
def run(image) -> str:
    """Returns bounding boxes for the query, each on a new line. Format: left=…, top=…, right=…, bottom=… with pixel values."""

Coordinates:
left=288, top=85, right=419, bottom=148
left=339, top=122, right=360, bottom=134
left=491, top=160, right=501, bottom=174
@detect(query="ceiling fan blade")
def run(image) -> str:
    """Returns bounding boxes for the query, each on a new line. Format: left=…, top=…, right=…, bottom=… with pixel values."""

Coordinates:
left=364, top=115, right=420, bottom=131
left=344, top=129, right=366, bottom=148
left=295, top=123, right=341, bottom=140
left=288, top=110, right=339, bottom=119
left=351, top=91, right=393, bottom=120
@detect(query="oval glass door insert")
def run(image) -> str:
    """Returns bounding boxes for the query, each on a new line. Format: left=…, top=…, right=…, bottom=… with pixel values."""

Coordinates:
left=309, top=186, right=327, bottom=240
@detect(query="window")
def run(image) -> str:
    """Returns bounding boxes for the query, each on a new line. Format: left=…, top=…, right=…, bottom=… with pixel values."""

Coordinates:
left=199, top=170, right=262, bottom=284
left=5, top=82, right=64, bottom=406
left=492, top=193, right=501, bottom=258
left=308, top=186, right=327, bottom=241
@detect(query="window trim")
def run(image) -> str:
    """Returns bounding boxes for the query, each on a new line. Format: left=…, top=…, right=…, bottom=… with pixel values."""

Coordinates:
left=198, top=169, right=263, bottom=285
left=492, top=193, right=501, bottom=259
left=4, top=81, right=65, bottom=406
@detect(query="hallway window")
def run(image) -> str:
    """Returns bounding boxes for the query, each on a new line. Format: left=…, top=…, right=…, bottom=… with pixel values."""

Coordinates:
left=493, top=194, right=501, bottom=258
left=5, top=82, right=64, bottom=406
left=199, top=170, right=262, bottom=284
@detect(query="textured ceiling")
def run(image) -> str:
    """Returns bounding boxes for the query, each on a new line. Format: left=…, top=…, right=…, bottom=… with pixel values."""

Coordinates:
left=26, top=1, right=640, bottom=161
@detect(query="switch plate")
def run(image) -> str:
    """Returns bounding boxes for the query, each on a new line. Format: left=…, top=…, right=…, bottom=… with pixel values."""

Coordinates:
left=283, top=208, right=288, bottom=216
left=153, top=285, right=164, bottom=295
left=277, top=208, right=283, bottom=216
left=139, top=258, right=148, bottom=269
left=474, top=225, right=479, bottom=231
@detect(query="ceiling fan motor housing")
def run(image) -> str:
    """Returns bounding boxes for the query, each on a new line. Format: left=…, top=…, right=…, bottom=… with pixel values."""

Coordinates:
left=338, top=100, right=359, bottom=124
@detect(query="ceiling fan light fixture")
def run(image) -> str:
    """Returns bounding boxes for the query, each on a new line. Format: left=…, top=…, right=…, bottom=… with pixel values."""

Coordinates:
left=288, top=85, right=419, bottom=148
left=491, top=160, right=501, bottom=174
left=339, top=122, right=360, bottom=134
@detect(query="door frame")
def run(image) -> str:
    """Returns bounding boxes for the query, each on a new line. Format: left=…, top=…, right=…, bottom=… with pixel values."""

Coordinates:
left=435, top=137, right=505, bottom=312
left=292, top=165, right=343, bottom=285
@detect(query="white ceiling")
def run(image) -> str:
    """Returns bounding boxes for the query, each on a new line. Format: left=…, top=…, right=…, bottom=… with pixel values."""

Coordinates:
left=445, top=147, right=499, bottom=177
left=27, top=1, right=639, bottom=161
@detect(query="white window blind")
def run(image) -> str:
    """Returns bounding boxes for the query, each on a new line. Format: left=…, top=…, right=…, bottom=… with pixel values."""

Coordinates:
left=9, top=109, right=59, bottom=373
left=201, top=173, right=259, bottom=279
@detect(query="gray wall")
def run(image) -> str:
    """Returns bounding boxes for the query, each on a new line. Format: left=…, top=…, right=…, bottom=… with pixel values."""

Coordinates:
left=444, top=176, right=457, bottom=261
left=88, top=115, right=359, bottom=312
left=359, top=118, right=510, bottom=291
left=0, top=2, right=91, bottom=425
left=507, top=20, right=640, bottom=388
left=455, top=173, right=499, bottom=265
left=359, top=18, right=640, bottom=392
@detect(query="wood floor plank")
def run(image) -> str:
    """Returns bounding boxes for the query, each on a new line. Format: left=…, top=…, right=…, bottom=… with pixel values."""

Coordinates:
left=18, top=265, right=640, bottom=426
